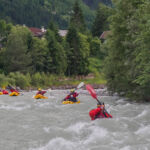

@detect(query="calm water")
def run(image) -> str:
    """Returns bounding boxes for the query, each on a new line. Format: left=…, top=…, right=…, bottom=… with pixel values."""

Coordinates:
left=0, top=90, right=150, bottom=150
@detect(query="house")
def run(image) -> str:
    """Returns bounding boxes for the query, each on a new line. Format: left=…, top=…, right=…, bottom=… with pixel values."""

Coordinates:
left=100, top=31, right=111, bottom=42
left=29, top=27, right=46, bottom=37
left=58, top=30, right=68, bottom=37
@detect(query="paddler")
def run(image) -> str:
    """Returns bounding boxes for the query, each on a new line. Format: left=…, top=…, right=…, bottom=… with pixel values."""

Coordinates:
left=36, top=88, right=46, bottom=96
left=89, top=102, right=112, bottom=120
left=63, top=89, right=79, bottom=102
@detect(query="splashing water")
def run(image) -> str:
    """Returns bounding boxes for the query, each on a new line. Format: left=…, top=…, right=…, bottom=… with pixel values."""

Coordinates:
left=0, top=90, right=150, bottom=150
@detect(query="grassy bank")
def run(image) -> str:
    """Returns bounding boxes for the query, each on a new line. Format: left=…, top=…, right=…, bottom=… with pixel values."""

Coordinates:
left=0, top=72, right=106, bottom=90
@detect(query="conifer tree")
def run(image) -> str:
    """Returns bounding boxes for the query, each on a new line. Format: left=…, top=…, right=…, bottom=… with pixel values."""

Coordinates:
left=91, top=3, right=112, bottom=37
left=29, top=37, right=48, bottom=73
left=45, top=29, right=67, bottom=74
left=66, top=24, right=89, bottom=75
left=70, top=0, right=86, bottom=33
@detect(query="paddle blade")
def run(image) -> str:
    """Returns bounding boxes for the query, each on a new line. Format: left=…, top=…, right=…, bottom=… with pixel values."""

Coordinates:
left=77, top=82, right=84, bottom=89
left=86, top=84, right=97, bottom=99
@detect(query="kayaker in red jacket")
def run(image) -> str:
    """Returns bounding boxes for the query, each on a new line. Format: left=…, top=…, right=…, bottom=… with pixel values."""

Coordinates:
left=64, top=89, right=79, bottom=102
left=7, top=85, right=19, bottom=93
left=89, top=103, right=112, bottom=120
left=36, top=88, right=46, bottom=95
left=2, top=87, right=9, bottom=94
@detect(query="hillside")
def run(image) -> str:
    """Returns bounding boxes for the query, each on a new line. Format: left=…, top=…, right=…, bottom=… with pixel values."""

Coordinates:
left=0, top=0, right=111, bottom=29
left=83, top=0, right=112, bottom=9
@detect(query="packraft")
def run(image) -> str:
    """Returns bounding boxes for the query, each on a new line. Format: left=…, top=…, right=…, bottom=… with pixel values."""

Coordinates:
left=9, top=92, right=19, bottom=96
left=62, top=100, right=80, bottom=104
left=34, top=94, right=48, bottom=99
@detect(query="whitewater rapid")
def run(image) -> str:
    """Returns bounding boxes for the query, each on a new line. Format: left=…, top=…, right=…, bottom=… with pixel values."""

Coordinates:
left=0, top=90, right=150, bottom=150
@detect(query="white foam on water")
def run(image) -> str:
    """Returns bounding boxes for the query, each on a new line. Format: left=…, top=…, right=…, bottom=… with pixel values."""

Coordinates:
left=135, top=125, right=150, bottom=136
left=116, top=98, right=125, bottom=104
left=0, top=104, right=31, bottom=111
left=1, top=90, right=150, bottom=150
left=22, top=125, right=29, bottom=129
left=43, top=127, right=50, bottom=133
left=66, top=122, right=89, bottom=134
left=134, top=110, right=147, bottom=118
left=120, top=145, right=150, bottom=150
left=83, top=125, right=108, bottom=145
left=29, top=137, right=76, bottom=150
left=34, top=102, right=50, bottom=107
left=48, top=96, right=55, bottom=99
left=120, top=146, right=130, bottom=150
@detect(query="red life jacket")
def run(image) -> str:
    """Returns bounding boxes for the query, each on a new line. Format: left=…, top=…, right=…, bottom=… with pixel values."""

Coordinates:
left=10, top=89, right=19, bottom=93
left=65, top=92, right=79, bottom=100
left=89, top=107, right=112, bottom=120
left=2, top=90, right=9, bottom=94
left=36, top=91, right=46, bottom=95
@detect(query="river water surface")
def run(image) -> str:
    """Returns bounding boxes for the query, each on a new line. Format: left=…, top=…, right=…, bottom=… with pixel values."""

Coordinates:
left=0, top=90, right=150, bottom=150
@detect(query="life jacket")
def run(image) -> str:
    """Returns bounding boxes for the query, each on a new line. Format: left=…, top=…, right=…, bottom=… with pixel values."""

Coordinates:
left=89, top=108, right=112, bottom=120
left=2, top=90, right=9, bottom=94
left=36, top=91, right=46, bottom=95
left=10, top=89, right=19, bottom=93
left=65, top=92, right=78, bottom=99
left=65, top=92, right=79, bottom=102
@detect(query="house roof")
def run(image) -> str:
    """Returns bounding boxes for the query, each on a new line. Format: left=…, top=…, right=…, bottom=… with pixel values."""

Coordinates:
left=58, top=30, right=68, bottom=37
left=100, top=31, right=111, bottom=39
left=29, top=27, right=46, bottom=37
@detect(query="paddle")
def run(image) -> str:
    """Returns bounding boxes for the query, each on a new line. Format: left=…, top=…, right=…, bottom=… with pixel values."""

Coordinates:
left=86, top=84, right=112, bottom=117
left=86, top=84, right=113, bottom=119
left=62, top=82, right=84, bottom=102
left=86, top=84, right=102, bottom=105
left=75, top=82, right=85, bottom=90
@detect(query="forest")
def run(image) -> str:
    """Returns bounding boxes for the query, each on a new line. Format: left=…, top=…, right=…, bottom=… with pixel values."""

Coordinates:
left=0, top=1, right=111, bottom=89
left=0, top=0, right=112, bottom=29
left=0, top=0, right=150, bottom=101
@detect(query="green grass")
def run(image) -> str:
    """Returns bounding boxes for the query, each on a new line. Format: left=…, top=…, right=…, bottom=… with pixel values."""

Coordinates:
left=52, top=73, right=106, bottom=87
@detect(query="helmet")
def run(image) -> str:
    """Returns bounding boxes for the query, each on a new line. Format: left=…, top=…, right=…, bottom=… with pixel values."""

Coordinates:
left=70, top=89, right=75, bottom=92
left=97, top=103, right=104, bottom=109
left=38, top=88, right=41, bottom=91
left=2, top=86, right=5, bottom=89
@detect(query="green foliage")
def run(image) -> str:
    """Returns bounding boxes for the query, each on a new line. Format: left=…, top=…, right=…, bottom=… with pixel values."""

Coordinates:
left=0, top=19, right=12, bottom=46
left=70, top=1, right=86, bottom=32
left=88, top=57, right=103, bottom=75
left=0, top=73, right=9, bottom=87
left=46, top=29, right=67, bottom=74
left=30, top=72, right=60, bottom=87
left=0, top=20, right=12, bottom=38
left=83, top=0, right=112, bottom=9
left=29, top=37, right=48, bottom=73
left=66, top=25, right=90, bottom=75
left=89, top=36, right=105, bottom=58
left=8, top=72, right=31, bottom=89
left=4, top=25, right=32, bottom=73
left=91, top=3, right=112, bottom=37
left=48, top=21, right=62, bottom=43
left=31, top=72, right=44, bottom=87
left=0, top=0, right=101, bottom=29
left=104, top=0, right=150, bottom=101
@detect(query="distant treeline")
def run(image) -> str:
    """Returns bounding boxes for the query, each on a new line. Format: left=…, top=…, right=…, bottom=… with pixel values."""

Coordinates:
left=0, top=0, right=111, bottom=29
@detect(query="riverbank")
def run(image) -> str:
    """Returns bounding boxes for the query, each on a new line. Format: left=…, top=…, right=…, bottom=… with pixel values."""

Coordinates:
left=50, top=83, right=106, bottom=90
left=1, top=72, right=107, bottom=90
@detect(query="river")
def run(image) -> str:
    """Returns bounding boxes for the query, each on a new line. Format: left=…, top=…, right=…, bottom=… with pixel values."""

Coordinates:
left=0, top=89, right=150, bottom=150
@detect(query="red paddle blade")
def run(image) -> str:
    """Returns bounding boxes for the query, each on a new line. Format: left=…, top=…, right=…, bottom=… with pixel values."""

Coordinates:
left=86, top=84, right=97, bottom=99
